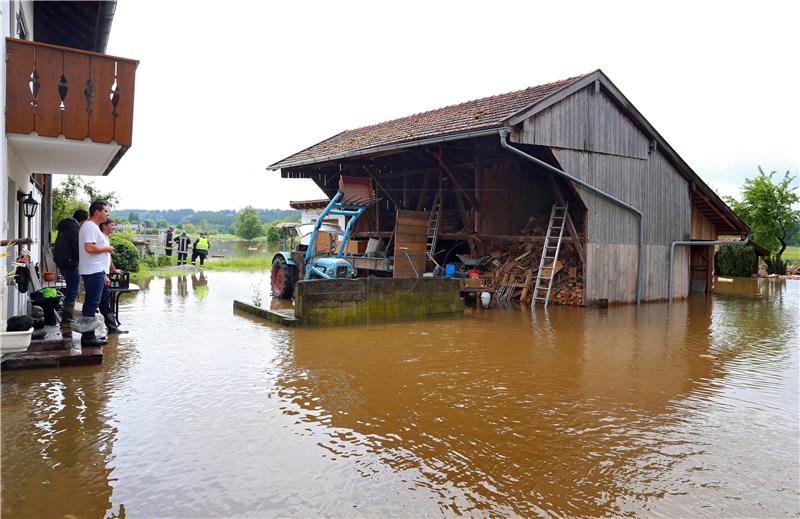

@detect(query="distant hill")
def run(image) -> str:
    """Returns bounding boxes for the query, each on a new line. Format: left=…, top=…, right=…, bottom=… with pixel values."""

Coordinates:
left=117, top=208, right=299, bottom=233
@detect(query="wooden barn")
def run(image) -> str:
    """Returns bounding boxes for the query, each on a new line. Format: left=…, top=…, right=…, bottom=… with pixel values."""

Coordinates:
left=268, top=70, right=750, bottom=305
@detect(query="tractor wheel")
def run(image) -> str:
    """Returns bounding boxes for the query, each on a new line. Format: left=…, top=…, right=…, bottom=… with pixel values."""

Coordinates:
left=271, top=256, right=296, bottom=299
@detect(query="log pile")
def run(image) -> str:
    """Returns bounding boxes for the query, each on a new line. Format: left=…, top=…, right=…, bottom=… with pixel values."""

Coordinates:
left=489, top=216, right=584, bottom=306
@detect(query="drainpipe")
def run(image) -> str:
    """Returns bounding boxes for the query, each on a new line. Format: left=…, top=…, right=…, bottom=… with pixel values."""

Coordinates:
left=668, top=236, right=749, bottom=304
left=499, top=130, right=646, bottom=304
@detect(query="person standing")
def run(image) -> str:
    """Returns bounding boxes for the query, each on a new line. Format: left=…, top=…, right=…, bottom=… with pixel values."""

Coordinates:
left=164, top=226, right=175, bottom=257
left=53, top=209, right=88, bottom=338
left=174, top=231, right=192, bottom=265
left=73, top=200, right=113, bottom=347
left=191, top=233, right=210, bottom=266
left=99, top=219, right=127, bottom=334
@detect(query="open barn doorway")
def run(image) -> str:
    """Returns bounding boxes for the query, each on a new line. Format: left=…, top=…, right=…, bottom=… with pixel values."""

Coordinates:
left=690, top=244, right=714, bottom=293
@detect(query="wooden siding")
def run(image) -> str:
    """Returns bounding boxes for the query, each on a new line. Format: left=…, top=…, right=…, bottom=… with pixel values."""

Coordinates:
left=514, top=86, right=693, bottom=302
left=691, top=205, right=717, bottom=240
left=520, top=86, right=650, bottom=160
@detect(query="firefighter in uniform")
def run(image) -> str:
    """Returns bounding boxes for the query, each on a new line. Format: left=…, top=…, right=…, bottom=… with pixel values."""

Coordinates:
left=174, top=231, right=192, bottom=265
left=192, top=233, right=210, bottom=266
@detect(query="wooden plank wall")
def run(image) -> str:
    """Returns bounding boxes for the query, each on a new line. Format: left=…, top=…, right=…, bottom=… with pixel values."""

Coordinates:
left=691, top=205, right=717, bottom=240
left=393, top=210, right=428, bottom=278
left=513, top=85, right=693, bottom=302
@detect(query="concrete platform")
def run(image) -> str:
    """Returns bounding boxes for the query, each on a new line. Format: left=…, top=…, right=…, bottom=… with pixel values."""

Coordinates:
left=1, top=325, right=103, bottom=371
left=233, top=300, right=301, bottom=327
left=2, top=347, right=102, bottom=370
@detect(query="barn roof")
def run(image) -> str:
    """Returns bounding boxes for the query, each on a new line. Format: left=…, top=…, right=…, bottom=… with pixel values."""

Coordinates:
left=269, top=74, right=589, bottom=170
left=269, top=70, right=749, bottom=236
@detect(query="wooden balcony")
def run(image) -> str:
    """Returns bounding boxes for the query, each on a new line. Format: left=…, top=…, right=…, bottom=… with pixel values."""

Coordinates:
left=5, top=38, right=138, bottom=175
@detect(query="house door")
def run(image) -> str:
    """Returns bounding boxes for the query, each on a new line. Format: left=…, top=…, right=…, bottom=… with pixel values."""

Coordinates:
left=689, top=244, right=713, bottom=293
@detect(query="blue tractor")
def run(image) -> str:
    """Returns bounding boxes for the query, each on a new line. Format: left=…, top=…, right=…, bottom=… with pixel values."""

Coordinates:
left=271, top=177, right=375, bottom=299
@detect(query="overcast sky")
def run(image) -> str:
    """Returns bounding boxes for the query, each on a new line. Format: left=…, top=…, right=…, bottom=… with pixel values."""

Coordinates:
left=64, top=0, right=799, bottom=211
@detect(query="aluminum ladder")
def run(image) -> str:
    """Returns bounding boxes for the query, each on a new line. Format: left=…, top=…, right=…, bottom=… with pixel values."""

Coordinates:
left=426, top=189, right=442, bottom=263
left=533, top=203, right=569, bottom=307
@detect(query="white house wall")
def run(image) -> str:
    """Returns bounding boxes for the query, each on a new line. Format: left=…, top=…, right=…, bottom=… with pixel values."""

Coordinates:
left=2, top=0, right=41, bottom=324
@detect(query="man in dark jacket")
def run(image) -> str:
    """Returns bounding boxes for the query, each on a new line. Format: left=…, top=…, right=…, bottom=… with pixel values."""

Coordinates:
left=53, top=209, right=88, bottom=337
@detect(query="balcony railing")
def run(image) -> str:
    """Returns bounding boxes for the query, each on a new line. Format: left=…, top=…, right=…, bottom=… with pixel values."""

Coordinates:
left=5, top=38, right=138, bottom=146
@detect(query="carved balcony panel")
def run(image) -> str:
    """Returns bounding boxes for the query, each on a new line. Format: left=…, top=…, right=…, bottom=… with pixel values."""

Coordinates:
left=6, top=38, right=138, bottom=146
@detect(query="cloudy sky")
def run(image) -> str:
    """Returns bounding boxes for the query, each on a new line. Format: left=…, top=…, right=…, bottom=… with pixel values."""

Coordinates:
left=67, top=0, right=799, bottom=211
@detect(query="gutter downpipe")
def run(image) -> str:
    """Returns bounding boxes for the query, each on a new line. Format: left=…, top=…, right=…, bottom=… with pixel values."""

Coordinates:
left=668, top=236, right=749, bottom=305
left=499, top=129, right=646, bottom=305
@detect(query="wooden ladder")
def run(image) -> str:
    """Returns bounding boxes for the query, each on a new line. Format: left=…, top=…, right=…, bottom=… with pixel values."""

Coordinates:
left=533, top=203, right=569, bottom=307
left=426, top=189, right=442, bottom=262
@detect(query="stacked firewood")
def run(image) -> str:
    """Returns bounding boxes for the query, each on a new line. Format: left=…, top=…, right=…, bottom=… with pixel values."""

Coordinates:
left=489, top=216, right=584, bottom=306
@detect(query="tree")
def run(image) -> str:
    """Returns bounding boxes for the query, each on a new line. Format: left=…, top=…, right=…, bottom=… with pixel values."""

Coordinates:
left=725, top=167, right=799, bottom=273
left=157, top=218, right=169, bottom=229
left=234, top=206, right=263, bottom=239
left=128, top=212, right=140, bottom=223
left=52, top=176, right=119, bottom=226
left=183, top=222, right=197, bottom=235
left=143, top=219, right=157, bottom=229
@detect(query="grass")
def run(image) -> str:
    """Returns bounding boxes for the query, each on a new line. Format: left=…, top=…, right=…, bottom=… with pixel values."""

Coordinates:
left=782, top=245, right=799, bottom=265
left=204, top=256, right=273, bottom=271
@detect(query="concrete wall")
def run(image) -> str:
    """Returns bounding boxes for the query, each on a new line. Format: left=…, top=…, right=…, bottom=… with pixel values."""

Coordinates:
left=295, top=278, right=463, bottom=326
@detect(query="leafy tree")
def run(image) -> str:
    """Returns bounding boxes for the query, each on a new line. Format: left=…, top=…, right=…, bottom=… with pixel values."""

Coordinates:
left=183, top=222, right=197, bottom=235
left=199, top=219, right=210, bottom=234
left=157, top=218, right=169, bottom=228
left=52, top=176, right=118, bottom=226
left=234, top=206, right=264, bottom=239
left=725, top=167, right=799, bottom=271
left=128, top=212, right=140, bottom=223
left=176, top=223, right=184, bottom=230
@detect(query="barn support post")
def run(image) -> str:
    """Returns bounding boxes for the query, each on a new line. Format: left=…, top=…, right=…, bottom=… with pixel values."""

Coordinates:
left=499, top=129, right=646, bottom=305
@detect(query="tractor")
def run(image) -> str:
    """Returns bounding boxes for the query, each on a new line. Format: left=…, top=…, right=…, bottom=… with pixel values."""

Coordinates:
left=270, top=176, right=375, bottom=299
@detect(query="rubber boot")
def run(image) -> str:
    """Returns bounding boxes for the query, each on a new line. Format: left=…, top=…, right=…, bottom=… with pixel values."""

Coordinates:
left=81, top=330, right=108, bottom=348
left=61, top=301, right=75, bottom=338
left=105, top=313, right=128, bottom=334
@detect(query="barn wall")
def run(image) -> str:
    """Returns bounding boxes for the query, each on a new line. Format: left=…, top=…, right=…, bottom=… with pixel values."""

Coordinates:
left=513, top=86, right=693, bottom=302
left=691, top=205, right=717, bottom=240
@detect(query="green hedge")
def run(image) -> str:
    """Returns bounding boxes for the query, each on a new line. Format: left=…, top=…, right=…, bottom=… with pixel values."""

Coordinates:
left=716, top=244, right=755, bottom=277
left=110, top=234, right=139, bottom=272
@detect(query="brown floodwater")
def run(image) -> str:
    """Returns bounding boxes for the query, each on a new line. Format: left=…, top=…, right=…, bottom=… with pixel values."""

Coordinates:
left=2, top=273, right=798, bottom=518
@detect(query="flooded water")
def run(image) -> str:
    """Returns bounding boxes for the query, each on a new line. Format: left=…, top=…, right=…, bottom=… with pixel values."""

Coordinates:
left=2, top=273, right=798, bottom=518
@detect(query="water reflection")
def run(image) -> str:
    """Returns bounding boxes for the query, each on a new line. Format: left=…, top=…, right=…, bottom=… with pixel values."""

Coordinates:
left=1, top=276, right=797, bottom=517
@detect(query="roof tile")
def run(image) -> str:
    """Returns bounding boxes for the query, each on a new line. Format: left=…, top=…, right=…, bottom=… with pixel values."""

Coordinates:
left=271, top=74, right=589, bottom=169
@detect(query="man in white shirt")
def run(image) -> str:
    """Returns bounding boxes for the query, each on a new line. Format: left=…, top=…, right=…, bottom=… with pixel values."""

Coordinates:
left=73, top=200, right=114, bottom=347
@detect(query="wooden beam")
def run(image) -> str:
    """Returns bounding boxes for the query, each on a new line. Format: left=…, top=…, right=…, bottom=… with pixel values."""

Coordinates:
left=693, top=189, right=738, bottom=233
left=417, top=172, right=432, bottom=211
left=361, top=164, right=402, bottom=208
left=438, top=233, right=582, bottom=243
left=434, top=150, right=481, bottom=211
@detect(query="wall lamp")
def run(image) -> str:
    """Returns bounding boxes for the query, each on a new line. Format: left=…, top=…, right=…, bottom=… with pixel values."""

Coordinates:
left=19, top=191, right=39, bottom=219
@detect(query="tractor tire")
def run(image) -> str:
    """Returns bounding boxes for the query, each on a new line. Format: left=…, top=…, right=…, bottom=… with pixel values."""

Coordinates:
left=271, top=256, right=296, bottom=299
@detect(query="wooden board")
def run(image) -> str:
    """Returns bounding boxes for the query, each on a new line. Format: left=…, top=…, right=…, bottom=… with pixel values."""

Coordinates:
left=88, top=57, right=115, bottom=143
left=114, top=60, right=137, bottom=145
left=34, top=46, right=63, bottom=137
left=5, top=40, right=35, bottom=134
left=393, top=209, right=428, bottom=278
left=62, top=51, right=90, bottom=140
